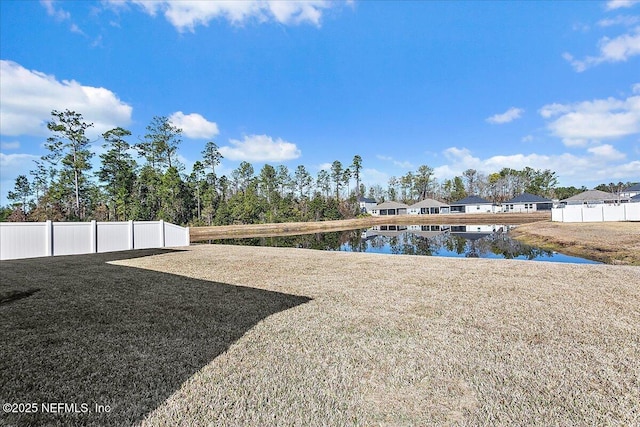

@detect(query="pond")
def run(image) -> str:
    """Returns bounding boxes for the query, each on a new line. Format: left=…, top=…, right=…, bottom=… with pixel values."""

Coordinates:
left=209, top=224, right=601, bottom=264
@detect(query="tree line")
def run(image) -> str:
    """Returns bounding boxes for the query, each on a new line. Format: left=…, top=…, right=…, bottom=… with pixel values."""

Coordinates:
left=3, top=110, right=635, bottom=224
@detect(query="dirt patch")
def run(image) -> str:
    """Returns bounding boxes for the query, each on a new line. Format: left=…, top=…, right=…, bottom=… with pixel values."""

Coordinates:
left=511, top=221, right=640, bottom=265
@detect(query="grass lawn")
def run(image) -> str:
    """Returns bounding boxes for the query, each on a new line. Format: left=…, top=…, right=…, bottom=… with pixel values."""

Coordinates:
left=0, top=249, right=309, bottom=426
left=2, top=244, right=639, bottom=426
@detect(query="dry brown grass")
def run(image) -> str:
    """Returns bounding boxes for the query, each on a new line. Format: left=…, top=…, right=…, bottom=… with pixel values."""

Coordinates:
left=106, top=245, right=640, bottom=426
left=513, top=221, right=640, bottom=265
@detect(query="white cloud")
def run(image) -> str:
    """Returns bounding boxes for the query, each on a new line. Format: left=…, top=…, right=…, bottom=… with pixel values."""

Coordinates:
left=0, top=60, right=133, bottom=138
left=219, top=134, right=301, bottom=162
left=376, top=155, right=414, bottom=169
left=0, top=152, right=40, bottom=174
left=70, top=23, right=85, bottom=35
left=316, top=162, right=332, bottom=171
left=586, top=143, right=627, bottom=160
left=605, top=0, right=640, bottom=10
left=633, top=83, right=640, bottom=93
left=539, top=94, right=640, bottom=146
left=41, top=0, right=70, bottom=21
left=486, top=107, right=524, bottom=124
left=130, top=0, right=338, bottom=32
left=521, top=135, right=534, bottom=143
left=564, top=27, right=640, bottom=72
left=432, top=146, right=637, bottom=186
left=0, top=141, right=20, bottom=150
left=598, top=15, right=640, bottom=27
left=361, top=168, right=390, bottom=187
left=168, top=112, right=219, bottom=139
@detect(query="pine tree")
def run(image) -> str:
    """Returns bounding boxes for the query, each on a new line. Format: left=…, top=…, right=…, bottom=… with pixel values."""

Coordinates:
left=98, top=127, right=137, bottom=220
left=45, top=110, right=94, bottom=219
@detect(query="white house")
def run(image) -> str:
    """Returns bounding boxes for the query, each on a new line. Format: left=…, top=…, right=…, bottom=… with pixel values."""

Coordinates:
left=621, top=183, right=640, bottom=199
left=501, top=193, right=553, bottom=213
left=450, top=195, right=496, bottom=214
left=369, top=224, right=408, bottom=236
left=450, top=224, right=500, bottom=235
left=370, top=201, right=410, bottom=216
left=358, top=196, right=378, bottom=214
left=408, top=199, right=450, bottom=215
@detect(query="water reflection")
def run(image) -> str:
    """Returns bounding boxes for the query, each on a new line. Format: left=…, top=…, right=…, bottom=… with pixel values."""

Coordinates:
left=211, top=224, right=599, bottom=264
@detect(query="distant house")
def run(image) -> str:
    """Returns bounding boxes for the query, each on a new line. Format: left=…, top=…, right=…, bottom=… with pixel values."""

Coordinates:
left=369, top=224, right=408, bottom=236
left=631, top=194, right=640, bottom=203
left=561, top=189, right=626, bottom=205
left=450, top=224, right=497, bottom=237
left=358, top=196, right=378, bottom=214
left=621, top=183, right=640, bottom=199
left=501, top=193, right=553, bottom=212
left=408, top=199, right=450, bottom=215
left=370, top=201, right=410, bottom=216
left=450, top=195, right=496, bottom=214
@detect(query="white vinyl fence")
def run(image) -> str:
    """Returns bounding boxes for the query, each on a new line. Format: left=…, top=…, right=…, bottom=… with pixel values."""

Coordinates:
left=552, top=203, right=640, bottom=222
left=0, top=220, right=189, bottom=260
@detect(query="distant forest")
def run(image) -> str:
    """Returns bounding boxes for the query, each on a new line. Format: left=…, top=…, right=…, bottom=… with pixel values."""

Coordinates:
left=2, top=110, right=636, bottom=225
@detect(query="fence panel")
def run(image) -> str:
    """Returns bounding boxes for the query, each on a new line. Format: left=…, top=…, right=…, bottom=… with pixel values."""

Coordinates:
left=133, top=221, right=163, bottom=249
left=0, top=221, right=189, bottom=260
left=552, top=203, right=640, bottom=222
left=581, top=206, right=603, bottom=222
left=626, top=203, right=640, bottom=221
left=602, top=205, right=625, bottom=222
left=551, top=208, right=563, bottom=222
left=53, top=222, right=94, bottom=256
left=97, top=222, right=131, bottom=253
left=0, top=222, right=50, bottom=260
left=164, top=222, right=189, bottom=247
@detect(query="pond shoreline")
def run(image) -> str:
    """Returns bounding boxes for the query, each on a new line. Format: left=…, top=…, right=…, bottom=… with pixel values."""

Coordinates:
left=511, top=220, right=640, bottom=265
left=190, top=212, right=550, bottom=241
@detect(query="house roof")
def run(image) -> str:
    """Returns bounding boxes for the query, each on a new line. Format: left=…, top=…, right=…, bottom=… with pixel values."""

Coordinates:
left=631, top=194, right=640, bottom=202
left=358, top=196, right=377, bottom=203
left=451, top=195, right=492, bottom=205
left=376, top=201, right=410, bottom=209
left=623, top=183, right=640, bottom=192
left=561, top=189, right=621, bottom=203
left=410, top=198, right=449, bottom=208
left=504, top=192, right=552, bottom=204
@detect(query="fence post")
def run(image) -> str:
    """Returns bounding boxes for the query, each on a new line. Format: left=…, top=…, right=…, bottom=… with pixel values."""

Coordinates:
left=91, top=220, right=97, bottom=253
left=159, top=220, right=165, bottom=248
left=45, top=220, right=53, bottom=256
left=128, top=220, right=134, bottom=250
left=185, top=226, right=190, bottom=246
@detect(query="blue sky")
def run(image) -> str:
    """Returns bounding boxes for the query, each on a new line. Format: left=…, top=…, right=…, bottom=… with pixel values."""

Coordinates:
left=1, top=0, right=639, bottom=205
